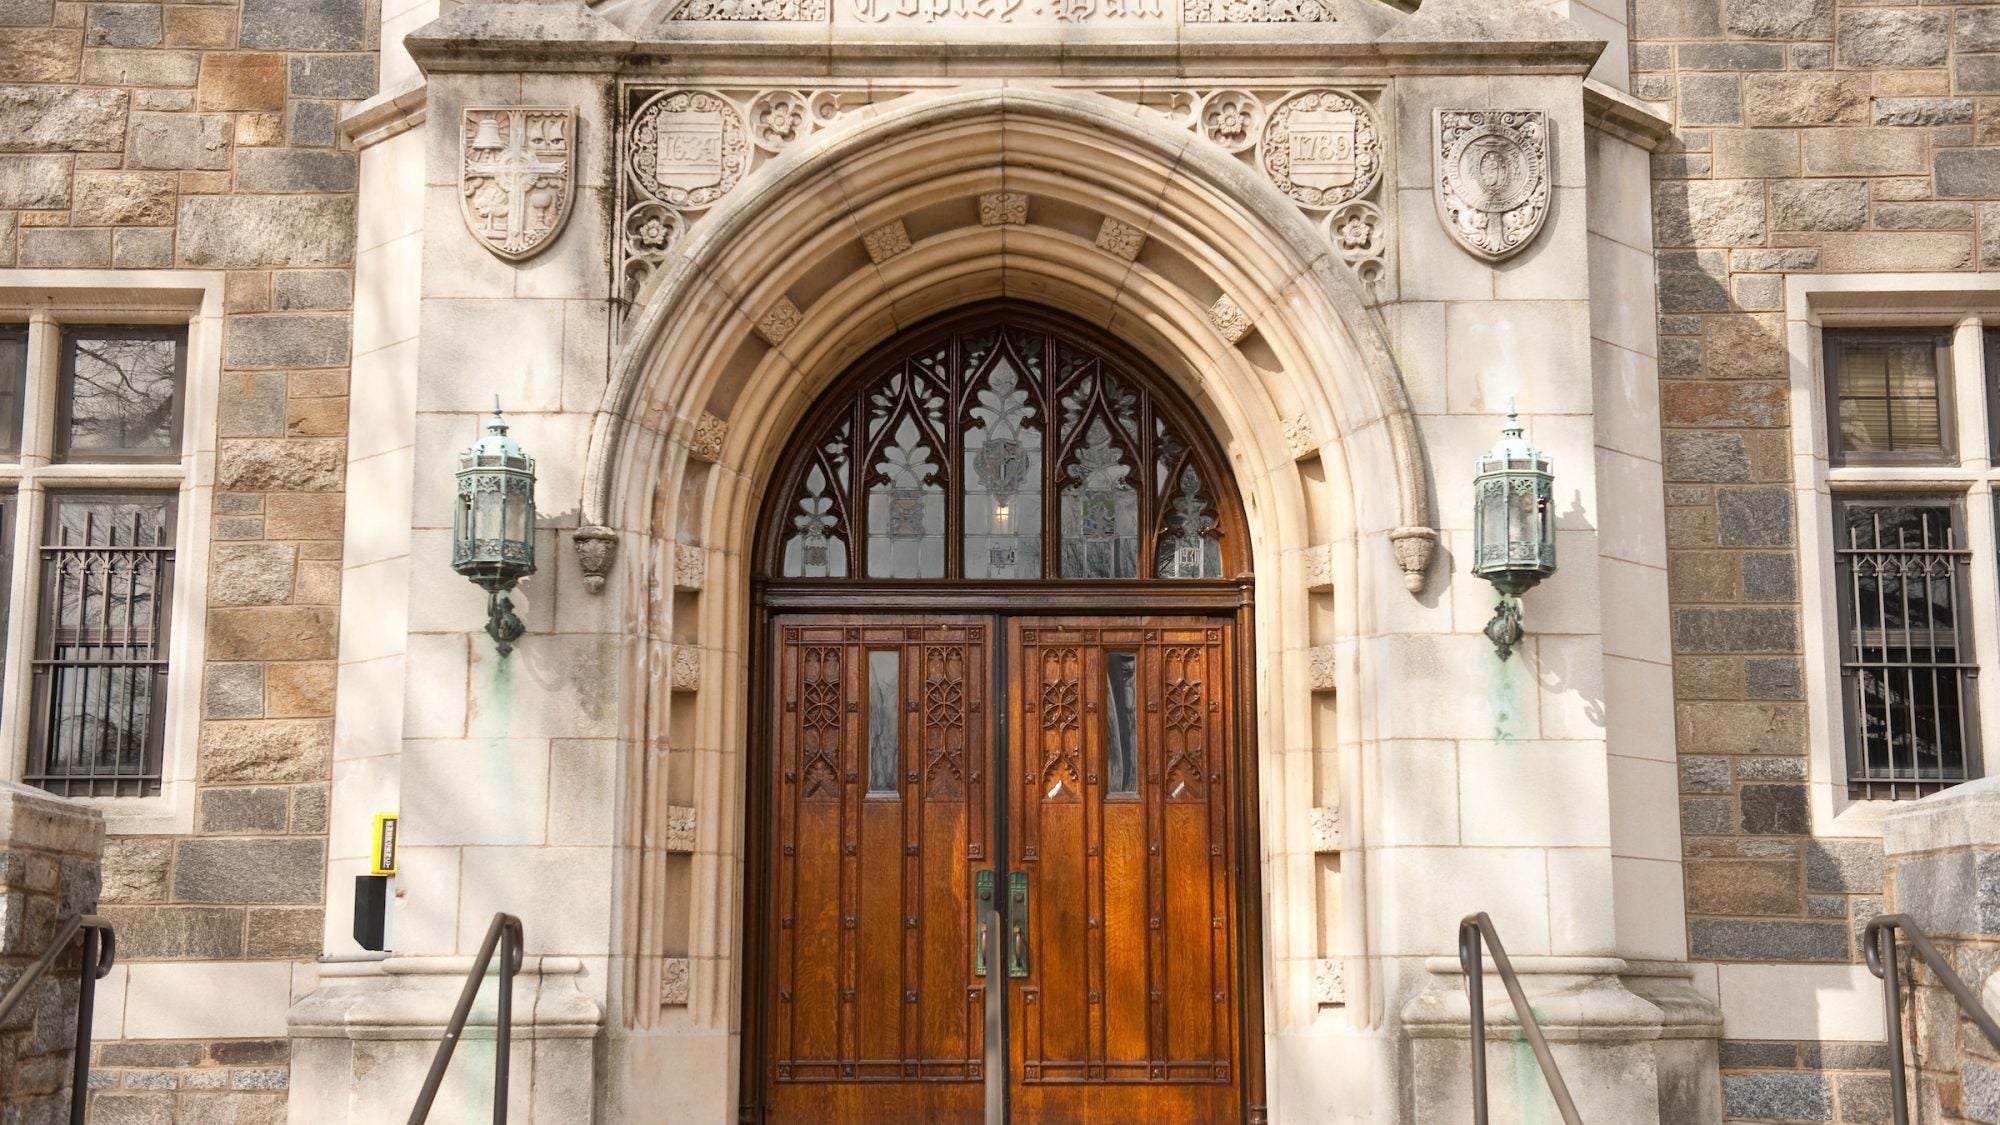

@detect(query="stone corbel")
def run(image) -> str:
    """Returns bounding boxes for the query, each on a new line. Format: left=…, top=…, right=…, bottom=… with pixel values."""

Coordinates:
left=572, top=525, right=616, bottom=595
left=1390, top=526, right=1437, bottom=594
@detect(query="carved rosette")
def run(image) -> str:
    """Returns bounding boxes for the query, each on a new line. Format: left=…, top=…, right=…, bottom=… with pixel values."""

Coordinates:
left=672, top=648, right=701, bottom=692
left=1313, top=958, right=1345, bottom=1006
left=673, top=543, right=707, bottom=592
left=1207, top=294, right=1252, bottom=345
left=622, top=89, right=748, bottom=297
left=689, top=411, right=727, bottom=463
left=572, top=525, right=617, bottom=595
left=660, top=957, right=691, bottom=1006
left=756, top=297, right=801, bottom=346
left=1390, top=526, right=1438, bottom=593
left=460, top=107, right=576, bottom=262
left=1283, top=414, right=1317, bottom=460
left=1302, top=544, right=1333, bottom=592
left=1307, top=646, right=1336, bottom=693
left=665, top=806, right=697, bottom=852
left=863, top=220, right=912, bottom=263
left=1434, top=109, right=1551, bottom=262
left=1309, top=804, right=1342, bottom=852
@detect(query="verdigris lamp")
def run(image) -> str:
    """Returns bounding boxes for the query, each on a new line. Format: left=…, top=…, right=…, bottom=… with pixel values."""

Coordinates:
left=1471, top=405, right=1556, bottom=660
left=452, top=398, right=537, bottom=655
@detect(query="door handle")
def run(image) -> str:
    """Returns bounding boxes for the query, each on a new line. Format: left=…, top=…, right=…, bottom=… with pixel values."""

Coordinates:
left=974, top=869, right=995, bottom=977
left=1007, top=872, right=1029, bottom=978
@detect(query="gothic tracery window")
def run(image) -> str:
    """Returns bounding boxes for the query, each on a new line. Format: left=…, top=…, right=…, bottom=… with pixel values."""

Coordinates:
left=767, top=317, right=1233, bottom=581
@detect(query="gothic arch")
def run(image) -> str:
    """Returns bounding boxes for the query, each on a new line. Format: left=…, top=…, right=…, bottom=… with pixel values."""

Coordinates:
left=580, top=84, right=1436, bottom=1119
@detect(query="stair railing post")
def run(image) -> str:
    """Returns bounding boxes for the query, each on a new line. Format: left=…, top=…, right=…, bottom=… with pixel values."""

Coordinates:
left=1459, top=917, right=1488, bottom=1125
left=1867, top=917, right=1911, bottom=1125
left=69, top=923, right=112, bottom=1125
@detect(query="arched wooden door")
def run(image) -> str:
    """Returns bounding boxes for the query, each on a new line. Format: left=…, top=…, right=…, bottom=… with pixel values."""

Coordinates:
left=742, top=306, right=1265, bottom=1124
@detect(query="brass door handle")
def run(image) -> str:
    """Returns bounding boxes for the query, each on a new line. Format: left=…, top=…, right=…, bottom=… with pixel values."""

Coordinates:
left=1007, top=871, right=1029, bottom=978
left=974, top=869, right=995, bottom=977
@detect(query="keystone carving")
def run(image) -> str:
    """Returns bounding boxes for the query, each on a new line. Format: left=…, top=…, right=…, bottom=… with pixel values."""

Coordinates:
left=572, top=525, right=617, bottom=595
left=979, top=191, right=1027, bottom=226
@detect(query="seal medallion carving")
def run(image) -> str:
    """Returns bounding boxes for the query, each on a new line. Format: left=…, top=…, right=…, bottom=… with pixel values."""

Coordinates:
left=629, top=90, right=748, bottom=209
left=1260, top=90, right=1380, bottom=210
left=460, top=107, right=576, bottom=261
left=1434, top=109, right=1551, bottom=261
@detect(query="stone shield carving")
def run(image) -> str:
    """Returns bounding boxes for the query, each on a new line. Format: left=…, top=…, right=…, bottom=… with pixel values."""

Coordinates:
left=1434, top=109, right=1551, bottom=262
left=1260, top=90, right=1380, bottom=210
left=460, top=107, right=576, bottom=261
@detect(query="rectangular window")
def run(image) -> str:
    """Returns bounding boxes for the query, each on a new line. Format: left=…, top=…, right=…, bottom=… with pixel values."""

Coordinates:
left=1104, top=652, right=1137, bottom=795
left=0, top=325, right=26, bottom=457
left=57, top=326, right=186, bottom=463
left=1826, top=329, right=1954, bottom=465
left=867, top=649, right=900, bottom=795
left=26, top=493, right=176, bottom=798
left=1833, top=498, right=1977, bottom=799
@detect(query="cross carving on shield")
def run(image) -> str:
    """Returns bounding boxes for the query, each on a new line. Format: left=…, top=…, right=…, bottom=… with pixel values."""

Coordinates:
left=460, top=107, right=576, bottom=261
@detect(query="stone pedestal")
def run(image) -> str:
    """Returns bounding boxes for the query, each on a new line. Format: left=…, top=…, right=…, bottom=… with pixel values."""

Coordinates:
left=1401, top=955, right=1722, bottom=1124
left=1884, top=776, right=2000, bottom=1121
left=0, top=781, right=104, bottom=1120
left=287, top=955, right=602, bottom=1123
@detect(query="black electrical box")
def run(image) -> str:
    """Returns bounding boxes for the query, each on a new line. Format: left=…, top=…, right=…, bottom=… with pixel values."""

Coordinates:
left=354, top=874, right=389, bottom=952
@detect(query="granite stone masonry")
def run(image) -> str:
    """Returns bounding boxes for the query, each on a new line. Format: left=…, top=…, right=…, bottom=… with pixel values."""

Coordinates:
left=0, top=0, right=371, bottom=1110
left=0, top=782, right=103, bottom=1123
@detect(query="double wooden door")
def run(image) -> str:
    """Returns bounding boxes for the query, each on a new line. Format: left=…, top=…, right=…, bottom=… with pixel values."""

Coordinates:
left=754, top=613, right=1249, bottom=1123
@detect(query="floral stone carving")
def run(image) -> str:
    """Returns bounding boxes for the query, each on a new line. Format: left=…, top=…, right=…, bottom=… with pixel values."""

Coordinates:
left=1308, top=646, right=1336, bottom=693
left=757, top=297, right=802, bottom=346
left=672, top=648, right=701, bottom=692
left=1434, top=109, right=1551, bottom=262
left=1095, top=217, right=1145, bottom=261
left=661, top=958, right=691, bottom=1006
left=1208, top=295, right=1252, bottom=345
left=863, top=220, right=912, bottom=263
left=979, top=191, right=1027, bottom=226
left=1310, top=804, right=1341, bottom=852
left=690, top=411, right=727, bottom=462
left=460, top=107, right=576, bottom=261
left=665, top=805, right=697, bottom=851
left=1390, top=526, right=1438, bottom=593
left=674, top=544, right=706, bottom=592
left=1313, top=958, right=1345, bottom=1006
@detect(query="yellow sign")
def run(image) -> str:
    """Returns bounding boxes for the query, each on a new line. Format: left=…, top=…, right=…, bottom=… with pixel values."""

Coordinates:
left=371, top=814, right=399, bottom=876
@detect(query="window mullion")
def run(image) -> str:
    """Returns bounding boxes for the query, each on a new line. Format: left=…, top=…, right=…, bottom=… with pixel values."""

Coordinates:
left=1953, top=316, right=1987, bottom=472
left=0, top=477, right=46, bottom=780
left=19, top=312, right=56, bottom=469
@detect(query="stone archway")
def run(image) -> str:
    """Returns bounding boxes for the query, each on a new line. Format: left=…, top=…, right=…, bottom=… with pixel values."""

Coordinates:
left=577, top=85, right=1435, bottom=1122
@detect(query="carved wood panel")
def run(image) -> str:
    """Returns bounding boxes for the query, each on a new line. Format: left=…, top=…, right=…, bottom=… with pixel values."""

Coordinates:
left=765, top=617, right=990, bottom=1122
left=1009, top=618, right=1240, bottom=1124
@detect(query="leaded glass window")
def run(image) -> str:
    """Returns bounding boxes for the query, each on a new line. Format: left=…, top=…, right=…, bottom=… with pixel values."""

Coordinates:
left=766, top=316, right=1235, bottom=581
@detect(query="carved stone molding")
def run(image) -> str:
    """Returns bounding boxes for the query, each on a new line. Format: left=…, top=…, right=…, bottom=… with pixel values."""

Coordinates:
left=673, top=544, right=706, bottom=592
left=672, top=648, right=700, bottom=692
left=1307, top=646, right=1336, bottom=693
left=979, top=191, right=1027, bottom=226
left=1188, top=0, right=1332, bottom=21
left=1434, top=109, right=1551, bottom=262
left=660, top=957, right=691, bottom=1006
left=1303, top=544, right=1333, bottom=592
left=665, top=805, right=697, bottom=852
left=1310, top=804, right=1342, bottom=852
left=863, top=220, right=912, bottom=263
left=1390, top=526, right=1438, bottom=594
left=1095, top=216, right=1145, bottom=261
left=572, top=525, right=617, bottom=595
left=1207, top=294, right=1252, bottom=345
left=756, top=297, right=801, bottom=346
left=1313, top=958, right=1345, bottom=1006
left=460, top=106, right=576, bottom=262
left=689, top=411, right=726, bottom=463
left=1283, top=414, right=1317, bottom=459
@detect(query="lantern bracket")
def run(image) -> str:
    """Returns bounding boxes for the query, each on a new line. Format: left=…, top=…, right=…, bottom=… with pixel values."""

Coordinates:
left=1483, top=596, right=1524, bottom=660
left=487, top=589, right=525, bottom=656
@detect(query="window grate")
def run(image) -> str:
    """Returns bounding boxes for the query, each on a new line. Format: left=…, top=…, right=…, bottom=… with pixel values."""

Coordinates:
left=1835, top=500, right=1977, bottom=800
left=24, top=495, right=174, bottom=798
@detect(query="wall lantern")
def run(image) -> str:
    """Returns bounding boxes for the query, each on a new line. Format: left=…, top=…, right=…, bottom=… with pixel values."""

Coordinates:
left=1471, top=406, right=1556, bottom=660
left=452, top=399, right=537, bottom=655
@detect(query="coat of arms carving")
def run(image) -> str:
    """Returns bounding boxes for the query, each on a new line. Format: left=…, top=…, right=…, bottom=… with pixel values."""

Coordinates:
left=460, top=107, right=576, bottom=261
left=1434, top=109, right=1551, bottom=262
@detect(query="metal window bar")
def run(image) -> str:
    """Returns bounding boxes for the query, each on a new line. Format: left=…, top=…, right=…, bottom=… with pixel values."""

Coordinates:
left=408, top=912, right=523, bottom=1125
left=1458, top=912, right=1581, bottom=1125
left=1863, top=914, right=2000, bottom=1125
left=1836, top=503, right=1976, bottom=800
left=25, top=503, right=173, bottom=798
left=0, top=914, right=118, bottom=1125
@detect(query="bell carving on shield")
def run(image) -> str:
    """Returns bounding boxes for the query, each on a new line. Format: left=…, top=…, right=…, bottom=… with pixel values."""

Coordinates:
left=471, top=116, right=507, bottom=151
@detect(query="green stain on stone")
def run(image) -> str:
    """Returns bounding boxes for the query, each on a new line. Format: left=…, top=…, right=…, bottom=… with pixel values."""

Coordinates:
left=1488, top=641, right=1529, bottom=743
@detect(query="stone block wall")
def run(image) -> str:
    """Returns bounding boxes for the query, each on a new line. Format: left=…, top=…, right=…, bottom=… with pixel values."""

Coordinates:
left=0, top=0, right=376, bottom=1104
left=1635, top=0, right=2000, bottom=1117
left=0, top=782, right=104, bottom=1122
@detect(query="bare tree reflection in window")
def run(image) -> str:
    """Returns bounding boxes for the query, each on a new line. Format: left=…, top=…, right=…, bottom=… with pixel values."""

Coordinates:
left=61, top=328, right=184, bottom=459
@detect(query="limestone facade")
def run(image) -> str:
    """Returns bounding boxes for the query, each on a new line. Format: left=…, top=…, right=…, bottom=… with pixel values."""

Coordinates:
left=0, top=0, right=1996, bottom=1119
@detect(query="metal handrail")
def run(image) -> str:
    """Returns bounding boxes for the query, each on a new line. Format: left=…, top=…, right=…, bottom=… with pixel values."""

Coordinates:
left=1458, top=912, right=1582, bottom=1125
left=1864, top=913, right=2000, bottom=1125
left=0, top=913, right=117, bottom=1125
left=407, top=912, right=524, bottom=1125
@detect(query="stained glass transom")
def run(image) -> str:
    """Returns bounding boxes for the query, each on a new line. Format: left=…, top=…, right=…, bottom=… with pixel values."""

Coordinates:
left=768, top=318, right=1232, bottom=581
